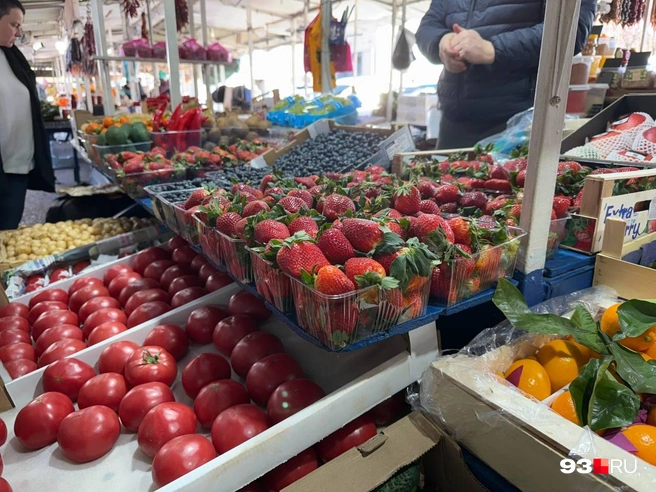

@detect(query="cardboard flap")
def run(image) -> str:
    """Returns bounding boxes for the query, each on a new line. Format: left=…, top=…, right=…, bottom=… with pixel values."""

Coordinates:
left=357, top=433, right=388, bottom=455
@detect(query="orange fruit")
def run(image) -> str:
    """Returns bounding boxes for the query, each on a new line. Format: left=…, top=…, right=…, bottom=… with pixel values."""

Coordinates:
left=565, top=336, right=601, bottom=363
left=621, top=425, right=656, bottom=466
left=536, top=339, right=584, bottom=393
left=601, top=302, right=656, bottom=352
left=504, top=359, right=551, bottom=401
left=647, top=408, right=656, bottom=427
left=641, top=353, right=653, bottom=362
left=645, top=343, right=656, bottom=359
left=550, top=390, right=580, bottom=425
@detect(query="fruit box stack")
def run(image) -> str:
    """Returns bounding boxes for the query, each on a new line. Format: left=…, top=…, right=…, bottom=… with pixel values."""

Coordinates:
left=420, top=283, right=656, bottom=492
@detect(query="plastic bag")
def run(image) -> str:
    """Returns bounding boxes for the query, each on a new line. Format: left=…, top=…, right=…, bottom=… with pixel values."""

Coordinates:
left=134, top=39, right=153, bottom=58
left=153, top=41, right=167, bottom=59
left=392, top=28, right=415, bottom=70
left=207, top=42, right=231, bottom=63
left=120, top=40, right=138, bottom=57
left=179, top=38, right=206, bottom=60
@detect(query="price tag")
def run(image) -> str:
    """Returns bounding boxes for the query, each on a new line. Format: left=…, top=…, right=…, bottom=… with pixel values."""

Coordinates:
left=383, top=127, right=414, bottom=160
left=648, top=199, right=656, bottom=220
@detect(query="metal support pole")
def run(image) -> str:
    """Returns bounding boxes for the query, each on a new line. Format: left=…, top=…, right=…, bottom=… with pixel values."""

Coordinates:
left=122, top=13, right=139, bottom=107
left=640, top=0, right=654, bottom=52
left=85, top=76, right=93, bottom=111
left=164, top=0, right=182, bottom=108
left=386, top=0, right=397, bottom=122
left=200, top=0, right=212, bottom=106
left=247, top=4, right=255, bottom=96
left=399, top=0, right=406, bottom=96
left=188, top=0, right=199, bottom=99
left=320, top=0, right=331, bottom=94
left=146, top=0, right=158, bottom=93
left=518, top=0, right=581, bottom=305
left=90, top=0, right=113, bottom=115
left=291, top=17, right=297, bottom=95
left=304, top=0, right=310, bottom=97
left=353, top=0, right=358, bottom=79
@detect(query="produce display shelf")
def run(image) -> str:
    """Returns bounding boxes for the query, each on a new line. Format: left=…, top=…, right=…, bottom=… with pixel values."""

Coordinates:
left=543, top=265, right=595, bottom=299
left=434, top=281, right=519, bottom=317
left=543, top=249, right=595, bottom=278
left=137, top=197, right=154, bottom=214
left=93, top=55, right=230, bottom=66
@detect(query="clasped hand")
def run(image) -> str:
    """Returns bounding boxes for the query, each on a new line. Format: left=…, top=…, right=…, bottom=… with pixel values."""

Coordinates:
left=439, top=24, right=496, bottom=73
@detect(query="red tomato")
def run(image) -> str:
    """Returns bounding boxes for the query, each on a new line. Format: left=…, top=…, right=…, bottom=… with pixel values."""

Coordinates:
left=68, top=276, right=103, bottom=296
left=49, top=268, right=70, bottom=283
left=181, top=353, right=231, bottom=399
left=27, top=301, right=69, bottom=326
left=28, top=288, right=69, bottom=309
left=124, top=345, right=178, bottom=387
left=231, top=332, right=284, bottom=378
left=198, top=263, right=220, bottom=283
left=186, top=306, right=227, bottom=345
left=152, top=434, right=217, bottom=488
left=78, top=373, right=128, bottom=412
left=57, top=405, right=120, bottom=463
left=25, top=283, right=41, bottom=294
left=0, top=302, right=29, bottom=319
left=133, top=247, right=172, bottom=274
left=32, top=310, right=79, bottom=340
left=118, top=278, right=161, bottom=307
left=0, top=329, right=30, bottom=347
left=124, top=288, right=171, bottom=317
left=143, top=324, right=189, bottom=361
left=42, top=358, right=96, bottom=401
left=0, top=478, right=11, bottom=492
left=88, top=322, right=128, bottom=346
left=171, top=245, right=197, bottom=267
left=263, top=448, right=318, bottom=492
left=193, top=379, right=250, bottom=428
left=168, top=275, right=204, bottom=296
left=26, top=275, right=44, bottom=286
left=82, top=308, right=128, bottom=338
left=137, top=402, right=197, bottom=458
left=369, top=392, right=408, bottom=426
left=14, top=392, right=75, bottom=449
left=103, top=264, right=134, bottom=286
left=168, top=236, right=187, bottom=251
left=4, top=358, right=37, bottom=378
left=211, top=404, right=270, bottom=454
left=78, top=296, right=121, bottom=324
left=246, top=353, right=304, bottom=407
left=0, top=343, right=36, bottom=363
left=143, top=259, right=176, bottom=282
left=212, top=314, right=259, bottom=356
left=267, top=379, right=325, bottom=424
left=98, top=340, right=140, bottom=374
left=0, top=417, right=6, bottom=446
left=127, top=301, right=171, bottom=328
left=205, top=272, right=234, bottom=292
left=190, top=254, right=208, bottom=272
left=0, top=316, right=29, bottom=334
left=228, top=290, right=271, bottom=321
left=118, top=382, right=176, bottom=431
left=160, top=265, right=195, bottom=291
left=72, top=261, right=90, bottom=274
left=69, top=284, right=110, bottom=314
left=38, top=339, right=87, bottom=368
left=35, top=325, right=84, bottom=356
left=171, top=286, right=208, bottom=309
left=107, top=272, right=143, bottom=299
left=315, top=414, right=377, bottom=462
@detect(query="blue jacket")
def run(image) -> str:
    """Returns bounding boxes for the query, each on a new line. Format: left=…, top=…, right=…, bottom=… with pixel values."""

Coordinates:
left=416, top=0, right=597, bottom=123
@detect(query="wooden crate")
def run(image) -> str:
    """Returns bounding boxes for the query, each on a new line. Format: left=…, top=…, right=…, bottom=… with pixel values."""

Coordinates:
left=560, top=167, right=656, bottom=254
left=593, top=217, right=656, bottom=299
left=390, top=147, right=474, bottom=177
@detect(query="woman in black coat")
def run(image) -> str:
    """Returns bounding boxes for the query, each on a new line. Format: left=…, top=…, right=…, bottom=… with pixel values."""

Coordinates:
left=0, top=0, right=55, bottom=230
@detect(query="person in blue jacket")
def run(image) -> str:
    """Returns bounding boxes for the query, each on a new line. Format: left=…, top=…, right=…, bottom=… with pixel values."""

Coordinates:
left=416, top=0, right=597, bottom=149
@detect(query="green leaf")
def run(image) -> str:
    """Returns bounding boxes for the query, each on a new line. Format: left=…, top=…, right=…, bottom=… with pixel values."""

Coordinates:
left=380, top=276, right=400, bottom=290
left=617, top=299, right=656, bottom=338
left=571, top=305, right=597, bottom=332
left=588, top=368, right=640, bottom=431
left=374, top=232, right=405, bottom=256
left=300, top=269, right=315, bottom=288
left=569, top=358, right=598, bottom=427
left=607, top=340, right=656, bottom=394
left=570, top=306, right=610, bottom=355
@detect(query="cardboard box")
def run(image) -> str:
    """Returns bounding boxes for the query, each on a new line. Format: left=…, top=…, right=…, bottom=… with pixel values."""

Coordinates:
left=250, top=119, right=415, bottom=172
left=396, top=95, right=438, bottom=127
left=284, top=411, right=486, bottom=492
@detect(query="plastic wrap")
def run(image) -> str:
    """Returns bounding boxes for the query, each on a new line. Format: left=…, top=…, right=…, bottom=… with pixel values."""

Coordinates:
left=416, top=285, right=656, bottom=490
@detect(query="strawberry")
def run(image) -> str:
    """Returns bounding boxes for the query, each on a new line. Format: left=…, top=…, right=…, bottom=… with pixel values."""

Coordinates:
left=288, top=216, right=319, bottom=238
left=184, top=188, right=210, bottom=209
left=551, top=209, right=557, bottom=220
left=373, top=238, right=437, bottom=291
left=438, top=162, right=451, bottom=174
left=412, top=214, right=455, bottom=243
left=558, top=161, right=582, bottom=173
left=265, top=186, right=284, bottom=197
left=344, top=258, right=387, bottom=286
left=332, top=219, right=343, bottom=231
left=441, top=174, right=455, bottom=183
left=475, top=244, right=502, bottom=281
left=277, top=232, right=331, bottom=278
left=590, top=168, right=617, bottom=175
left=308, top=185, right=324, bottom=198
left=457, top=177, right=472, bottom=188
left=484, top=179, right=512, bottom=193
left=263, top=196, right=277, bottom=207
left=255, top=220, right=291, bottom=245
left=341, top=218, right=385, bottom=252
left=447, top=217, right=472, bottom=246
left=515, top=169, right=527, bottom=187
left=294, top=176, right=317, bottom=189
left=418, top=181, right=439, bottom=199
left=365, top=165, right=386, bottom=174
left=317, top=228, right=355, bottom=264
left=325, top=172, right=342, bottom=181
left=504, top=158, right=527, bottom=172
left=489, top=165, right=510, bottom=180
left=434, top=184, right=460, bottom=204
left=242, top=200, right=270, bottom=218
left=452, top=244, right=476, bottom=278
left=573, top=190, right=584, bottom=209
left=485, top=197, right=511, bottom=215
left=232, top=183, right=255, bottom=195
left=251, top=190, right=264, bottom=200
left=278, top=196, right=309, bottom=214
left=470, top=179, right=487, bottom=189
left=430, top=265, right=457, bottom=304
left=458, top=191, right=488, bottom=210
left=552, top=196, right=571, bottom=219
left=309, top=266, right=355, bottom=295
left=393, top=184, right=421, bottom=215
left=123, top=161, right=145, bottom=174
left=322, top=194, right=356, bottom=221
left=287, top=189, right=314, bottom=208
left=419, top=200, right=441, bottom=214
left=508, top=204, right=522, bottom=219
left=374, top=208, right=403, bottom=219
left=234, top=217, right=249, bottom=240
left=613, top=167, right=641, bottom=172
left=215, top=212, right=242, bottom=237
left=439, top=203, right=458, bottom=214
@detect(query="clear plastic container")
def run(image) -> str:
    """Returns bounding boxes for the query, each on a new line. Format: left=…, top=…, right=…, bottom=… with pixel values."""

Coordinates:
left=566, top=85, right=590, bottom=114
left=287, top=274, right=430, bottom=351
left=109, top=167, right=187, bottom=199
left=157, top=189, right=201, bottom=232
left=570, top=56, right=593, bottom=85
left=186, top=166, right=223, bottom=180
left=585, top=83, right=609, bottom=116
left=92, top=141, right=152, bottom=168
left=150, top=130, right=203, bottom=157
left=546, top=217, right=570, bottom=260
left=216, top=230, right=253, bottom=283
left=173, top=203, right=199, bottom=244
left=247, top=248, right=294, bottom=313
left=194, top=215, right=223, bottom=266
left=431, top=228, right=526, bottom=306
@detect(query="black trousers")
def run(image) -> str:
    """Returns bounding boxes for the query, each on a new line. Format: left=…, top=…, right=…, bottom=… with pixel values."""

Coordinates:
left=437, top=115, right=508, bottom=150
left=0, top=173, right=29, bottom=230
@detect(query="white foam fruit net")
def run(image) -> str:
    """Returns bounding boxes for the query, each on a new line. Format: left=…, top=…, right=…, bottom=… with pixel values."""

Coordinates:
left=606, top=149, right=656, bottom=163
left=611, top=112, right=654, bottom=142
left=630, top=127, right=656, bottom=156
left=587, top=132, right=632, bottom=158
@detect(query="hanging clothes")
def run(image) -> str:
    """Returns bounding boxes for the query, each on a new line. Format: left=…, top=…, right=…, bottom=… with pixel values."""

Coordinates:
left=304, top=9, right=336, bottom=92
